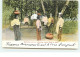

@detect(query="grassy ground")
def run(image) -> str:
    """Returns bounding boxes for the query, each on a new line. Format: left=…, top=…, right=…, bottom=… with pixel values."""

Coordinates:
left=63, top=21, right=78, bottom=34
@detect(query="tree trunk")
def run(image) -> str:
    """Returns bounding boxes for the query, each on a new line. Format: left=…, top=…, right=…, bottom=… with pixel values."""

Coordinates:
left=54, top=1, right=58, bottom=24
left=61, top=0, right=70, bottom=15
left=41, top=0, right=46, bottom=14
left=51, top=0, right=70, bottom=33
left=26, top=0, right=28, bottom=14
left=21, top=0, right=23, bottom=22
left=53, top=1, right=58, bottom=33
left=35, top=0, right=36, bottom=11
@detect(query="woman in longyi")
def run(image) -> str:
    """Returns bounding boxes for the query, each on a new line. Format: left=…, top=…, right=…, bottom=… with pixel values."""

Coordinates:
left=11, top=11, right=21, bottom=41
left=56, top=13, right=64, bottom=41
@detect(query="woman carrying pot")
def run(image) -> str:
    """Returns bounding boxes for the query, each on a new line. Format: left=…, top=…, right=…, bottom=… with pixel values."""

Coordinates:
left=11, top=10, right=21, bottom=41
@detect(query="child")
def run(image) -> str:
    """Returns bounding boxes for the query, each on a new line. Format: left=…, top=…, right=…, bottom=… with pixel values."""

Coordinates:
left=24, top=15, right=30, bottom=26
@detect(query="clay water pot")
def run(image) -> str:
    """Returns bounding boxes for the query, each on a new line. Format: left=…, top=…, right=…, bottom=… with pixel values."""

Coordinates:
left=46, top=33, right=53, bottom=39
left=14, top=10, right=20, bottom=14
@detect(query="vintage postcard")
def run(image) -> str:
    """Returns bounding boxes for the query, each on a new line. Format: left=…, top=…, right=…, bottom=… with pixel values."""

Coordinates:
left=2, top=0, right=78, bottom=49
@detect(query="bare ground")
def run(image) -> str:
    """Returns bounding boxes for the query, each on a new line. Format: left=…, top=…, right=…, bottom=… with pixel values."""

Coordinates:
left=2, top=27, right=78, bottom=42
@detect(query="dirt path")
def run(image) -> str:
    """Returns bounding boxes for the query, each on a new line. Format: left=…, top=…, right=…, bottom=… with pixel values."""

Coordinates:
left=2, top=28, right=78, bottom=42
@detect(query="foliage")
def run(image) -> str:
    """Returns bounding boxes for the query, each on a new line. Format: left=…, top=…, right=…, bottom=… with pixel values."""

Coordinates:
left=63, top=1, right=78, bottom=19
left=62, top=21, right=78, bottom=34
left=3, top=0, right=78, bottom=18
left=3, top=0, right=14, bottom=25
left=3, top=0, right=78, bottom=34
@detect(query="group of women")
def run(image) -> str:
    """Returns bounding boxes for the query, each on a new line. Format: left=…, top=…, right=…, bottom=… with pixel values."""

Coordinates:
left=11, top=10, right=64, bottom=41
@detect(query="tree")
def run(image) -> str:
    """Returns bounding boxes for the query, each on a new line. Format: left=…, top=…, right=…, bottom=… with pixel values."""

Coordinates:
left=61, top=0, right=70, bottom=15
left=41, top=0, right=46, bottom=14
left=3, top=0, right=78, bottom=30
left=52, top=0, right=70, bottom=33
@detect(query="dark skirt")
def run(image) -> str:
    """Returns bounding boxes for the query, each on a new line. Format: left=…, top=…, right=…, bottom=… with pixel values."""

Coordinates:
left=58, top=27, right=62, bottom=41
left=36, top=28, right=41, bottom=40
left=13, top=25, right=21, bottom=41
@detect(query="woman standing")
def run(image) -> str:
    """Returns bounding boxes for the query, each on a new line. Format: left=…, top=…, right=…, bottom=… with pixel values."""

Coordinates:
left=36, top=16, right=42, bottom=40
left=48, top=13, right=54, bottom=33
left=11, top=11, right=21, bottom=41
left=56, top=13, right=64, bottom=41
